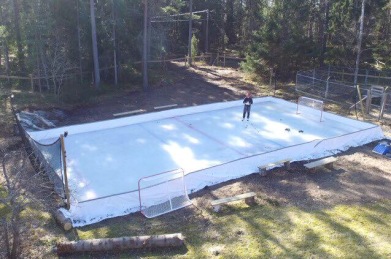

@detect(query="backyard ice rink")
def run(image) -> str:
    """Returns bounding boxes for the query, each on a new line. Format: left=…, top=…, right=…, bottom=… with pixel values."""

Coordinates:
left=29, top=97, right=384, bottom=226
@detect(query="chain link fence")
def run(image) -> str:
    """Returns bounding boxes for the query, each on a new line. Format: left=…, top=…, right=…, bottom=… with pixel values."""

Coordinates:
left=296, top=66, right=391, bottom=123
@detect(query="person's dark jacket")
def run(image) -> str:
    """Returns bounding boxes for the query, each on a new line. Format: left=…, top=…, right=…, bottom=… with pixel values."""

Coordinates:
left=243, top=97, right=253, bottom=106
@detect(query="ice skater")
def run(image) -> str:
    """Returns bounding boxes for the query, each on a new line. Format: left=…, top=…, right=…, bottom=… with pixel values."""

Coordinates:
left=242, top=91, right=253, bottom=121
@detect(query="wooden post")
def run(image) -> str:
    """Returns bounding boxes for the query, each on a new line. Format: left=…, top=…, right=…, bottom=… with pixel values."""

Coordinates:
left=356, top=85, right=366, bottom=119
left=364, top=69, right=368, bottom=88
left=60, top=134, right=71, bottom=210
left=223, top=53, right=226, bottom=67
left=29, top=74, right=34, bottom=92
left=365, top=89, right=371, bottom=114
left=56, top=233, right=185, bottom=255
left=269, top=68, right=273, bottom=88
left=378, top=93, right=388, bottom=120
left=325, top=77, right=330, bottom=98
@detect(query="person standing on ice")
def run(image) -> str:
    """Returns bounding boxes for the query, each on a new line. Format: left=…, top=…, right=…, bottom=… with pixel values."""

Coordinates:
left=242, top=91, right=253, bottom=121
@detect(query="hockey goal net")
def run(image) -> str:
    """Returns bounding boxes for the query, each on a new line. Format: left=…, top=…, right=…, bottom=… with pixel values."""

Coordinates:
left=138, top=168, right=192, bottom=218
left=296, top=96, right=324, bottom=122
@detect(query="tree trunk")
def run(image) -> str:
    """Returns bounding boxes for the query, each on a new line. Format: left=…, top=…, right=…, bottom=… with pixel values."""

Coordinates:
left=205, top=9, right=209, bottom=53
left=142, top=0, right=148, bottom=90
left=187, top=0, right=193, bottom=66
left=38, top=32, right=50, bottom=91
left=34, top=32, right=42, bottom=92
left=319, top=0, right=330, bottom=67
left=90, top=0, right=100, bottom=88
left=12, top=0, right=25, bottom=72
left=2, top=219, right=11, bottom=259
left=220, top=0, right=226, bottom=51
left=226, top=0, right=236, bottom=46
left=353, top=0, right=366, bottom=87
left=76, top=0, right=83, bottom=83
left=111, top=0, right=118, bottom=86
left=0, top=6, right=10, bottom=80
left=10, top=211, right=21, bottom=258
left=4, top=42, right=9, bottom=79
left=56, top=233, right=185, bottom=255
left=1, top=41, right=10, bottom=81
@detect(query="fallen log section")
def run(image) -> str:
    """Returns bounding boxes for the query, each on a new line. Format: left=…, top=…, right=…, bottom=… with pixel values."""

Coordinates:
left=55, top=233, right=185, bottom=255
left=53, top=209, right=72, bottom=231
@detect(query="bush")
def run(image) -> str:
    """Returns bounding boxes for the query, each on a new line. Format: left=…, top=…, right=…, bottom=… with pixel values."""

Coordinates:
left=191, top=35, right=199, bottom=57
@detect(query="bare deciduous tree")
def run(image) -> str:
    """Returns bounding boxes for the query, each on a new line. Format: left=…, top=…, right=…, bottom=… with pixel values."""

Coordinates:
left=47, top=33, right=73, bottom=98
left=0, top=149, right=57, bottom=259
left=1, top=151, right=26, bottom=259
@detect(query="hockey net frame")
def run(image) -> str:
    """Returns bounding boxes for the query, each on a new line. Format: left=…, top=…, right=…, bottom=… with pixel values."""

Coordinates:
left=138, top=168, right=192, bottom=218
left=296, top=96, right=324, bottom=122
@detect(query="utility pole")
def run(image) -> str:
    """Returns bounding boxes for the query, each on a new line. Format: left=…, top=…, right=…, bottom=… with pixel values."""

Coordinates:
left=187, top=0, right=193, bottom=66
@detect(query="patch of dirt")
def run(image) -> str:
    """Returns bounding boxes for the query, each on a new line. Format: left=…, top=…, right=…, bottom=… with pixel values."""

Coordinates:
left=57, top=64, right=288, bottom=126
left=190, top=141, right=391, bottom=212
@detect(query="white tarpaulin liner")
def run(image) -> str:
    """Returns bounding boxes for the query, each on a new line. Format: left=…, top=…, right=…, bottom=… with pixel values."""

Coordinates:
left=28, top=97, right=384, bottom=227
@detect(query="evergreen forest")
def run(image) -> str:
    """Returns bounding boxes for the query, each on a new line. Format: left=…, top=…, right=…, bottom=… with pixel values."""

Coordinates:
left=0, top=0, right=390, bottom=95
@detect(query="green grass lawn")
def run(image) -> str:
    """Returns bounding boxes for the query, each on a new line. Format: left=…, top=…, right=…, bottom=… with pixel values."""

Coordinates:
left=74, top=200, right=391, bottom=258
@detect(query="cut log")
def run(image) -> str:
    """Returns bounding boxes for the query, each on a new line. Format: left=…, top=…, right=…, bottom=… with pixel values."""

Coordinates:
left=54, top=209, right=73, bottom=231
left=55, top=233, right=185, bottom=255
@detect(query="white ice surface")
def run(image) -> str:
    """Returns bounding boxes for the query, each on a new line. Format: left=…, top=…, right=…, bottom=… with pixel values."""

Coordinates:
left=29, top=97, right=384, bottom=226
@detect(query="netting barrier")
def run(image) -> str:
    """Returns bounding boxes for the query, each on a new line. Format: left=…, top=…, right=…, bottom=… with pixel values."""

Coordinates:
left=10, top=97, right=67, bottom=200
left=26, top=135, right=65, bottom=197
left=138, top=168, right=192, bottom=218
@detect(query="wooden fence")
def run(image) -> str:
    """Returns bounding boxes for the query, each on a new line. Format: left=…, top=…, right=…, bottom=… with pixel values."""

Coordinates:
left=0, top=52, right=247, bottom=91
